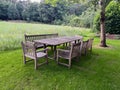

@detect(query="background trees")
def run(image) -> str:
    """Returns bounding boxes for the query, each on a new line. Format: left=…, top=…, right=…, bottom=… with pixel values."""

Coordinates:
left=16, top=1, right=25, bottom=20
left=0, top=1, right=9, bottom=20
left=0, top=0, right=89, bottom=25
left=38, top=3, right=55, bottom=23
left=0, top=0, right=120, bottom=39
left=7, top=2, right=20, bottom=20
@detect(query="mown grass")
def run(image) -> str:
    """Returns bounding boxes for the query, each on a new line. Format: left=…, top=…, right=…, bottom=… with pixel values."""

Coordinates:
left=0, top=38, right=120, bottom=90
left=0, top=21, right=94, bottom=51
left=0, top=21, right=120, bottom=90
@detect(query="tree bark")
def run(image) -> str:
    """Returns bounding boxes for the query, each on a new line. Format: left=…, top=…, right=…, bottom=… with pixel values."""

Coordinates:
left=99, top=0, right=107, bottom=47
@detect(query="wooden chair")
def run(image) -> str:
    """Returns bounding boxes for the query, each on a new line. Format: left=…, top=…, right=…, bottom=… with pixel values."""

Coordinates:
left=81, top=40, right=89, bottom=55
left=87, top=38, right=94, bottom=53
left=82, top=38, right=94, bottom=55
left=57, top=42, right=82, bottom=68
left=21, top=41, right=48, bottom=70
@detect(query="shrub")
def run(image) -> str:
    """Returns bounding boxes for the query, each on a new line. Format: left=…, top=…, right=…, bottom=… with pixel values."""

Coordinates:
left=78, top=7, right=95, bottom=28
left=69, top=16, right=81, bottom=27
left=53, top=19, right=63, bottom=25
left=105, top=1, right=120, bottom=34
left=93, top=1, right=120, bottom=34
left=62, top=14, right=76, bottom=25
left=64, top=7, right=95, bottom=28
left=76, top=7, right=95, bottom=28
left=93, top=12, right=100, bottom=32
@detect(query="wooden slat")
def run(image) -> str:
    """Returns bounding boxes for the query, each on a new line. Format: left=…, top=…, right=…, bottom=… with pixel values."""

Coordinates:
left=34, top=36, right=83, bottom=46
left=25, top=33, right=58, bottom=41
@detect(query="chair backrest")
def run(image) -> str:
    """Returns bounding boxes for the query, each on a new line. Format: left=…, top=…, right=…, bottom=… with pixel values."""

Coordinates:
left=87, top=38, right=94, bottom=50
left=70, top=42, right=82, bottom=58
left=21, top=41, right=36, bottom=59
left=82, top=40, right=89, bottom=49
left=24, top=33, right=58, bottom=42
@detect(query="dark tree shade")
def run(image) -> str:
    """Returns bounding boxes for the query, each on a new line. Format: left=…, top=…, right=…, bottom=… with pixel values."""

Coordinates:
left=16, top=1, right=25, bottom=20
left=7, top=3, right=20, bottom=20
left=0, top=1, right=9, bottom=20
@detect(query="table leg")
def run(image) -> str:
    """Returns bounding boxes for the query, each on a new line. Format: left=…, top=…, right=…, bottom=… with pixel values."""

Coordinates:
left=75, top=40, right=76, bottom=44
left=44, top=44, right=47, bottom=53
left=53, top=45, right=57, bottom=60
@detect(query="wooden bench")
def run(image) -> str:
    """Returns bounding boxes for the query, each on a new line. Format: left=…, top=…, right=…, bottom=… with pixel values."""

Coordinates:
left=24, top=33, right=58, bottom=49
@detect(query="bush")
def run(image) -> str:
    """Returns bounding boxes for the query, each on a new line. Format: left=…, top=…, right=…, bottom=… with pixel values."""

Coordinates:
left=81, top=7, right=95, bottom=28
left=93, top=12, right=100, bottom=32
left=105, top=1, right=120, bottom=34
left=93, top=1, right=120, bottom=34
left=54, top=7, right=95, bottom=28
left=63, top=7, right=95, bottom=28
left=62, top=14, right=76, bottom=25
left=69, top=16, right=81, bottom=27
left=53, top=19, right=63, bottom=25
left=72, top=7, right=95, bottom=28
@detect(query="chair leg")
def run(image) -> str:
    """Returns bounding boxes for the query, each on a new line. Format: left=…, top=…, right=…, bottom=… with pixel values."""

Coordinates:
left=56, top=50, right=59, bottom=64
left=68, top=59, right=71, bottom=69
left=82, top=48, right=86, bottom=55
left=23, top=56, right=26, bottom=64
left=84, top=48, right=87, bottom=56
left=57, top=55, right=59, bottom=64
left=90, top=46, right=92, bottom=52
left=34, top=59, right=37, bottom=70
left=66, top=43, right=68, bottom=47
left=46, top=55, right=48, bottom=64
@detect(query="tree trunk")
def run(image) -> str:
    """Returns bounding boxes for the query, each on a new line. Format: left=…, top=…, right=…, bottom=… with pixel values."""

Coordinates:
left=99, top=0, right=107, bottom=47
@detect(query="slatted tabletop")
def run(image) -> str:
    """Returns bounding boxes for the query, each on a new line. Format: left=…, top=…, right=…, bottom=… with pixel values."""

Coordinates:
left=34, top=36, right=83, bottom=60
left=34, top=36, right=83, bottom=46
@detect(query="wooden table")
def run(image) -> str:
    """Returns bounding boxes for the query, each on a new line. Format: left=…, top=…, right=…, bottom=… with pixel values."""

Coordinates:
left=34, top=36, right=83, bottom=60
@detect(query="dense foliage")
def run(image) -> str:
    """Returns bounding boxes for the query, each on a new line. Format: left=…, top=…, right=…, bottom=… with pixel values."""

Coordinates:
left=0, top=0, right=68, bottom=23
left=0, top=0, right=93, bottom=28
left=0, top=1, right=9, bottom=20
left=94, top=1, right=120, bottom=34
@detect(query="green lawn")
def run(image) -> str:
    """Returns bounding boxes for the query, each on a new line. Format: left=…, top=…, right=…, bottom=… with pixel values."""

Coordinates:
left=0, top=21, right=120, bottom=90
